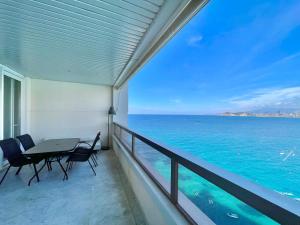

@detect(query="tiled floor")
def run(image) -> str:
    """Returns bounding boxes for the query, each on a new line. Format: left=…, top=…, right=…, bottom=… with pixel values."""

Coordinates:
left=0, top=150, right=146, bottom=225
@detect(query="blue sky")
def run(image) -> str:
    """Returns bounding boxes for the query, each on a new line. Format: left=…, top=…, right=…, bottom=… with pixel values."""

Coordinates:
left=129, top=0, right=300, bottom=115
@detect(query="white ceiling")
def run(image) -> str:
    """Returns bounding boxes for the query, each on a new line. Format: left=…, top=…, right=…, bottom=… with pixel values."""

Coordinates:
left=0, top=0, right=207, bottom=86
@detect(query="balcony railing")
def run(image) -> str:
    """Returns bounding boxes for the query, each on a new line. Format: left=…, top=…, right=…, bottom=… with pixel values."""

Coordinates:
left=113, top=122, right=300, bottom=225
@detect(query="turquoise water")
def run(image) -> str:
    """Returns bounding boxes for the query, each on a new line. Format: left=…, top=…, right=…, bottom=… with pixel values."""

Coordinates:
left=128, top=115, right=300, bottom=224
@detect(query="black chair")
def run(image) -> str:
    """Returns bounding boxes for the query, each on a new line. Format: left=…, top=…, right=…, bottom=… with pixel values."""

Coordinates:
left=65, top=132, right=101, bottom=177
left=74, top=132, right=101, bottom=167
left=0, top=138, right=43, bottom=185
left=16, top=134, right=35, bottom=150
left=16, top=134, right=52, bottom=171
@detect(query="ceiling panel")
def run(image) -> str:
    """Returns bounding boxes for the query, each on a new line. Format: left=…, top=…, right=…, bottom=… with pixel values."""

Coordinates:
left=0, top=0, right=206, bottom=86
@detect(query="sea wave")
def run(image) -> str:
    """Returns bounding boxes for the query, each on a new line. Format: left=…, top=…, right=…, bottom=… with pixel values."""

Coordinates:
left=275, top=191, right=294, bottom=196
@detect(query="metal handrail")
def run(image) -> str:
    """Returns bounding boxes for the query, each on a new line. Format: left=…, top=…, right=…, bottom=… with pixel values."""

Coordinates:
left=113, top=122, right=300, bottom=225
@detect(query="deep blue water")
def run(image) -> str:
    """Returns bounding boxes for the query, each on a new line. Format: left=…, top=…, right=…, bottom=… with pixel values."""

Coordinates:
left=128, top=114, right=300, bottom=225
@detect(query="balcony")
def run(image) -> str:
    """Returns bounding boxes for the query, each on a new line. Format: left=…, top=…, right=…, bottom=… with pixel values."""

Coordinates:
left=1, top=0, right=300, bottom=225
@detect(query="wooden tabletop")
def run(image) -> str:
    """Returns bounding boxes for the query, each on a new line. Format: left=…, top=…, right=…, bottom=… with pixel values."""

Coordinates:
left=23, top=138, right=80, bottom=155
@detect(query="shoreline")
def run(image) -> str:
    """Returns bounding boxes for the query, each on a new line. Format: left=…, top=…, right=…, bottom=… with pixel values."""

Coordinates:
left=221, top=114, right=300, bottom=119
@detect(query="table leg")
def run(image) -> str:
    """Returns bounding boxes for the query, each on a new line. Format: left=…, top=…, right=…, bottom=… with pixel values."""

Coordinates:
left=46, top=158, right=53, bottom=171
left=57, top=157, right=68, bottom=181
left=28, top=160, right=47, bottom=186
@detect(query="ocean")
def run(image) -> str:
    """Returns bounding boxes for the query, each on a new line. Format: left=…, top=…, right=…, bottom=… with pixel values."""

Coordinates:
left=128, top=114, right=300, bottom=225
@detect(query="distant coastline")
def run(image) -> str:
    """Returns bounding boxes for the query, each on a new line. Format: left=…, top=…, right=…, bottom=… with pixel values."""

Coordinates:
left=222, top=112, right=300, bottom=119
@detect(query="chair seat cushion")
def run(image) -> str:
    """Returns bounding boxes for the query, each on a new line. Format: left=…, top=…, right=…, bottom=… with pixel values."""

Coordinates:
left=67, top=153, right=91, bottom=162
left=73, top=147, right=90, bottom=154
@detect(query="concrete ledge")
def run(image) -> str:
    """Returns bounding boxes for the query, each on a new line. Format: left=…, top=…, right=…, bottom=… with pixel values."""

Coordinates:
left=113, top=136, right=189, bottom=225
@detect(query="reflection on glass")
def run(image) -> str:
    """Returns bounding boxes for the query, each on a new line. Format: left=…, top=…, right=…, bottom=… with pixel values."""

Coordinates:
left=3, top=75, right=21, bottom=138
left=135, top=139, right=171, bottom=193
left=178, top=165, right=278, bottom=225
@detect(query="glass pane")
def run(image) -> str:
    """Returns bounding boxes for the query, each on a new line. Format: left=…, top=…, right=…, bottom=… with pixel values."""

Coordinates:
left=3, top=76, right=21, bottom=138
left=114, top=125, right=120, bottom=137
left=3, top=76, right=12, bottom=139
left=135, top=138, right=171, bottom=193
left=120, top=129, right=132, bottom=150
left=13, top=79, right=21, bottom=137
left=178, top=165, right=279, bottom=225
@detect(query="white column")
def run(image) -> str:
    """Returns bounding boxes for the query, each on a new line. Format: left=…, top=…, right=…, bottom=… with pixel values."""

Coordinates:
left=113, top=82, right=128, bottom=127
left=0, top=65, right=3, bottom=169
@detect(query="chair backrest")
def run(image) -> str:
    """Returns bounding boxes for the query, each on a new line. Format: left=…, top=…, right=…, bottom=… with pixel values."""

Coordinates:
left=0, top=138, right=24, bottom=163
left=16, top=134, right=35, bottom=151
left=90, top=132, right=101, bottom=150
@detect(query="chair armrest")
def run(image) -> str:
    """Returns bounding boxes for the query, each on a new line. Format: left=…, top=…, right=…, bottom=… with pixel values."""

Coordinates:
left=76, top=142, right=92, bottom=148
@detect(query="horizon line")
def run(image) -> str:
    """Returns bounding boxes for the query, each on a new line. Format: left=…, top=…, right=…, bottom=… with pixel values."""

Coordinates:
left=128, top=113, right=220, bottom=116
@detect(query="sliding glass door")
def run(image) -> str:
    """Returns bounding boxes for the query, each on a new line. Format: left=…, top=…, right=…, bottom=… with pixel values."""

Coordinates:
left=3, top=75, right=21, bottom=138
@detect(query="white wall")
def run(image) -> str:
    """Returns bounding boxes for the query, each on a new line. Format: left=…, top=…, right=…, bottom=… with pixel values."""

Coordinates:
left=22, top=77, right=31, bottom=134
left=29, top=79, right=111, bottom=144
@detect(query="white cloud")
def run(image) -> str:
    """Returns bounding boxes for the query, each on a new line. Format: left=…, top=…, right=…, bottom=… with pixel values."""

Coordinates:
left=232, top=51, right=300, bottom=82
left=187, top=35, right=203, bottom=47
left=170, top=98, right=182, bottom=104
left=229, top=87, right=300, bottom=111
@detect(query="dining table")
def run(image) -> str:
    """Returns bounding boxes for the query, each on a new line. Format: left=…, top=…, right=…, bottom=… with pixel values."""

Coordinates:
left=23, top=138, right=80, bottom=185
